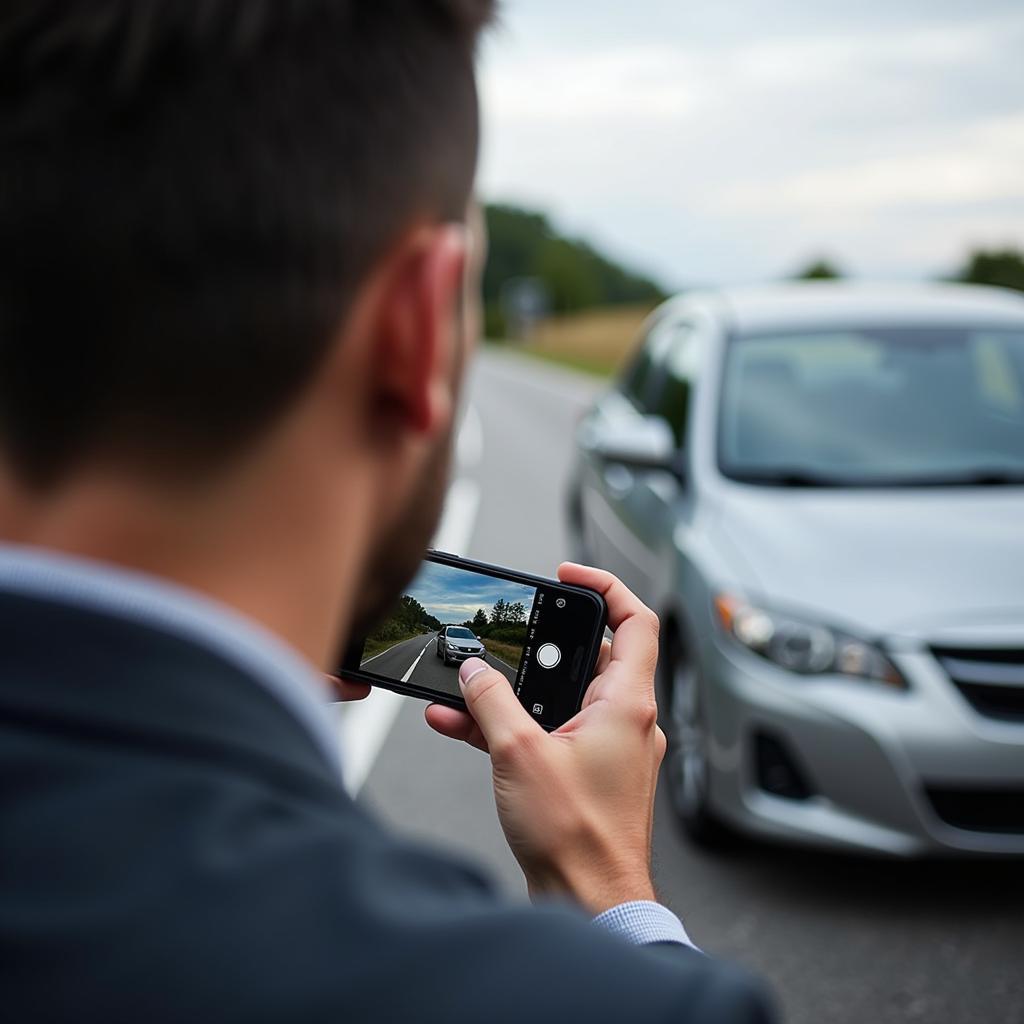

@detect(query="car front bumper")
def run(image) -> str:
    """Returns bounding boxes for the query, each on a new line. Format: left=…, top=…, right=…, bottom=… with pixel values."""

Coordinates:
left=699, top=634, right=1024, bottom=856
left=444, top=648, right=485, bottom=663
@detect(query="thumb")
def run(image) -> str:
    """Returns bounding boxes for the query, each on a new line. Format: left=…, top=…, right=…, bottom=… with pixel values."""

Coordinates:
left=458, top=658, right=542, bottom=754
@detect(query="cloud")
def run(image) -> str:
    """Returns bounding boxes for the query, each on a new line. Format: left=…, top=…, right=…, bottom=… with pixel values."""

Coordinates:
left=405, top=561, right=536, bottom=624
left=477, top=2, right=1024, bottom=285
left=715, top=114, right=1024, bottom=213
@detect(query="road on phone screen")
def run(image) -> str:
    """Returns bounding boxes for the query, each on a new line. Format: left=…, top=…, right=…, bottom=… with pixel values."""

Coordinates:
left=342, top=347, right=1024, bottom=1024
left=362, top=631, right=517, bottom=701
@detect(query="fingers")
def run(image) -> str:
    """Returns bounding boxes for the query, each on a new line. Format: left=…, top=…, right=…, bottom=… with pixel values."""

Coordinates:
left=424, top=703, right=489, bottom=753
left=457, top=657, right=543, bottom=757
left=580, top=639, right=614, bottom=711
left=325, top=674, right=372, bottom=702
left=557, top=563, right=660, bottom=699
left=557, top=563, right=652, bottom=633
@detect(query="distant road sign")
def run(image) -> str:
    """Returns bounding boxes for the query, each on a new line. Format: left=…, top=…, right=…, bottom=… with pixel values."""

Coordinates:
left=500, top=276, right=549, bottom=340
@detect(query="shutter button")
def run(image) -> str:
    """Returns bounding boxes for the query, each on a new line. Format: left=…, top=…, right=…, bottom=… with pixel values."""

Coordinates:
left=537, top=643, right=561, bottom=669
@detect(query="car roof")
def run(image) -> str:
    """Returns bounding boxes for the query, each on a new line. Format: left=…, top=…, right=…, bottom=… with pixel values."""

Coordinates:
left=661, top=281, right=1024, bottom=335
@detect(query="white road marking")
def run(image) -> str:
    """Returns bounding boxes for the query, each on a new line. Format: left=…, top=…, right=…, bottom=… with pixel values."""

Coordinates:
left=337, top=409, right=483, bottom=794
left=401, top=639, right=435, bottom=683
left=432, top=476, right=480, bottom=555
left=455, top=402, right=484, bottom=469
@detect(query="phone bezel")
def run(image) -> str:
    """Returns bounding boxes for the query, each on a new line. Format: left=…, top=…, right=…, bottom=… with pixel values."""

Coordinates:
left=339, top=550, right=609, bottom=728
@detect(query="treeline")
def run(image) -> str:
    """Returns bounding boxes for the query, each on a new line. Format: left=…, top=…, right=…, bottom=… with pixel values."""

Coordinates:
left=366, top=594, right=440, bottom=647
left=954, top=248, right=1024, bottom=292
left=460, top=599, right=528, bottom=646
left=483, top=203, right=666, bottom=337
left=792, top=248, right=1024, bottom=292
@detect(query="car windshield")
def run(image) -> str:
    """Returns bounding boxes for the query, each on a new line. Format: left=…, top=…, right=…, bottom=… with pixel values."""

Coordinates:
left=447, top=627, right=475, bottom=639
left=718, top=325, right=1024, bottom=486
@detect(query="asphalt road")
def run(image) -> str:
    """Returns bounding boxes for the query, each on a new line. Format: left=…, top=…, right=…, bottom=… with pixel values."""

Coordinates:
left=359, top=346, right=1024, bottom=1024
left=363, top=631, right=516, bottom=701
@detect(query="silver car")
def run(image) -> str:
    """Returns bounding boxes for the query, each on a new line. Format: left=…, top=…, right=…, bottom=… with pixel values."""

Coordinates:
left=436, top=625, right=486, bottom=666
left=568, top=282, right=1024, bottom=856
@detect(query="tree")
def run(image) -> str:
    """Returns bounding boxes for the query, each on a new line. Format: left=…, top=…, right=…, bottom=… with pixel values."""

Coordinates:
left=483, top=204, right=666, bottom=337
left=794, top=258, right=842, bottom=280
left=491, top=598, right=508, bottom=625
left=506, top=601, right=526, bottom=625
left=471, top=608, right=489, bottom=631
left=954, top=248, right=1024, bottom=293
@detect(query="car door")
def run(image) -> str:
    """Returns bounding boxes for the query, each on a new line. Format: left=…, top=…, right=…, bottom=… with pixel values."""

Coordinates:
left=580, top=316, right=698, bottom=597
left=609, top=320, right=702, bottom=600
left=629, top=319, right=706, bottom=604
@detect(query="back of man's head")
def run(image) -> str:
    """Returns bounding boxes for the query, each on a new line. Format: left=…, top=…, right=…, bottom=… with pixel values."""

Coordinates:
left=0, top=0, right=494, bottom=489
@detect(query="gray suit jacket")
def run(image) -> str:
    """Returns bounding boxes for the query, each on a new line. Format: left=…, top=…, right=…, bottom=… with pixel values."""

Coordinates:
left=0, top=591, right=776, bottom=1022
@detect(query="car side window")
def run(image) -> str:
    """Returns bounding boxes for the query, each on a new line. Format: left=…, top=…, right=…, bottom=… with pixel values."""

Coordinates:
left=618, top=325, right=659, bottom=410
left=647, top=324, right=700, bottom=446
left=619, top=316, right=677, bottom=413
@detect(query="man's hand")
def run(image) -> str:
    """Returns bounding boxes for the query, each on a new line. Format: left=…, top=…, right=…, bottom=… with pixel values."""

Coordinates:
left=425, top=563, right=666, bottom=915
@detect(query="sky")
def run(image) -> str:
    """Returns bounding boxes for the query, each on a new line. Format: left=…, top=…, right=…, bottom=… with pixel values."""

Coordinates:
left=477, top=0, right=1024, bottom=290
left=406, top=560, right=536, bottom=625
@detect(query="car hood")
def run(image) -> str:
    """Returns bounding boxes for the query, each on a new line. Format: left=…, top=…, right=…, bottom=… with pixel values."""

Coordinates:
left=710, top=486, right=1024, bottom=639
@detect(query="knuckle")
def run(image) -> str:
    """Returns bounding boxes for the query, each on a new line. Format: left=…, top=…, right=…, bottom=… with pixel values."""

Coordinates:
left=630, top=698, right=659, bottom=732
left=491, top=727, right=538, bottom=764
left=654, top=726, right=668, bottom=762
left=464, top=670, right=515, bottom=715
left=468, top=669, right=505, bottom=701
left=643, top=607, right=661, bottom=638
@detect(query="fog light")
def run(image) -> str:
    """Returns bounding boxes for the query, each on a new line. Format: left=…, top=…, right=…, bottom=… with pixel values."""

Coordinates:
left=754, top=731, right=814, bottom=800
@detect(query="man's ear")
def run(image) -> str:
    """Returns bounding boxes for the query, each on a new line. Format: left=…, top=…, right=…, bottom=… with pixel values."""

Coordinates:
left=368, top=222, right=468, bottom=441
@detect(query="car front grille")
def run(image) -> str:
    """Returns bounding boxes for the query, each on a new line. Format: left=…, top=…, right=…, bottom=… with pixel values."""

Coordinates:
left=925, top=786, right=1024, bottom=834
left=931, top=646, right=1024, bottom=722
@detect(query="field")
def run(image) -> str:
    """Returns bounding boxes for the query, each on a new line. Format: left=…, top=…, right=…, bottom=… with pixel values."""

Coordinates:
left=484, top=639, right=525, bottom=669
left=505, top=303, right=655, bottom=377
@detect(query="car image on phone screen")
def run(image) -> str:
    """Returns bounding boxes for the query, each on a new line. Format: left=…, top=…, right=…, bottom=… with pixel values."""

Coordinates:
left=340, top=552, right=608, bottom=731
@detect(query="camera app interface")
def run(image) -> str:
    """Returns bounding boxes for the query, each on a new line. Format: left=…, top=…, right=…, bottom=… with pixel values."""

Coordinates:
left=354, top=559, right=593, bottom=728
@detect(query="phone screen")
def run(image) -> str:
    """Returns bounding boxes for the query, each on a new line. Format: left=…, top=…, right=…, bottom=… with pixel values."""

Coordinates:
left=341, top=554, right=605, bottom=729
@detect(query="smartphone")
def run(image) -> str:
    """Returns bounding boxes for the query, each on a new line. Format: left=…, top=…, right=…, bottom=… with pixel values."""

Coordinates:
left=339, top=551, right=608, bottom=730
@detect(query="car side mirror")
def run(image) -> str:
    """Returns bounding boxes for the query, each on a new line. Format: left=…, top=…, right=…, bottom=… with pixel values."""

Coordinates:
left=581, top=415, right=684, bottom=481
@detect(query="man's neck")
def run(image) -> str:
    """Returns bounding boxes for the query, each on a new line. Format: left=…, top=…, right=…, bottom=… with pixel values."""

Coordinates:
left=0, top=460, right=369, bottom=672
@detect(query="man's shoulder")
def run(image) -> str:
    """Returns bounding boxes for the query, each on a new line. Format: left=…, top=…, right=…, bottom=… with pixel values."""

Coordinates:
left=0, top=588, right=774, bottom=1024
left=0, top=585, right=340, bottom=787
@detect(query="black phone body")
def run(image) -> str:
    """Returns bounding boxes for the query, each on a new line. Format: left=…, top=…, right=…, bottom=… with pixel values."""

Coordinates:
left=340, top=551, right=608, bottom=731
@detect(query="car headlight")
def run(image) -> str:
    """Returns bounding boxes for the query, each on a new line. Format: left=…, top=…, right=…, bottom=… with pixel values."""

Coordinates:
left=446, top=640, right=459, bottom=649
left=714, top=594, right=906, bottom=689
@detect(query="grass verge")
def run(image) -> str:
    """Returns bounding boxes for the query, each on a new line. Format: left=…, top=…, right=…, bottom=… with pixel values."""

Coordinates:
left=361, top=630, right=429, bottom=662
left=490, top=303, right=655, bottom=379
left=485, top=640, right=525, bottom=670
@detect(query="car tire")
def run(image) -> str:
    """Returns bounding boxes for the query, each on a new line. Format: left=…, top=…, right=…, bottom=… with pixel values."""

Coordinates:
left=658, top=625, right=734, bottom=849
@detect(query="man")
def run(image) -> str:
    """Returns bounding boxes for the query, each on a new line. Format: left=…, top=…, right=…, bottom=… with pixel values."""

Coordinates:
left=0, top=2, right=774, bottom=1021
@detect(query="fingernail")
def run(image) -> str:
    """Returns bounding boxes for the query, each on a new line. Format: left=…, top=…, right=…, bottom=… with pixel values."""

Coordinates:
left=459, top=657, right=487, bottom=690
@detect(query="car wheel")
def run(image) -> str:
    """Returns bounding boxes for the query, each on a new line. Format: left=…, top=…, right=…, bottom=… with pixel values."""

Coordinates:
left=658, top=626, right=733, bottom=848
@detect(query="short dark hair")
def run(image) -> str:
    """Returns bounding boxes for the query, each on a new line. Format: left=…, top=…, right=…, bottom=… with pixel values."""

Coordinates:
left=0, top=0, right=494, bottom=487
